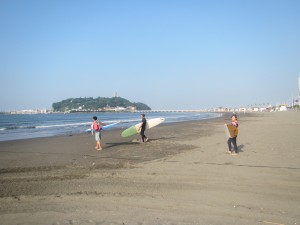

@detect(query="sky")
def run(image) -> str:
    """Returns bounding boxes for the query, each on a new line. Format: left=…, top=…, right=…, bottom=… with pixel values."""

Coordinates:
left=0, top=0, right=299, bottom=110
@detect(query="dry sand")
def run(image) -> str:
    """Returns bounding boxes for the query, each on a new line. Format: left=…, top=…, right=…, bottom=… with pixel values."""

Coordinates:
left=0, top=111, right=299, bottom=225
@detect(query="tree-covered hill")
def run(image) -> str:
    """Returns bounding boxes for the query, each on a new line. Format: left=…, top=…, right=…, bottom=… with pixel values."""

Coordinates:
left=52, top=97, right=151, bottom=112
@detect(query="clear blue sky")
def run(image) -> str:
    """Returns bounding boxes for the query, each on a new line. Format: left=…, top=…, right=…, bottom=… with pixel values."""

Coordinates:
left=0, top=0, right=299, bottom=110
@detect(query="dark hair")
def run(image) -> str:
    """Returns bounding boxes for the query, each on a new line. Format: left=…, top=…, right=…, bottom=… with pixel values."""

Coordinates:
left=232, top=114, right=237, bottom=119
left=93, top=116, right=97, bottom=120
left=141, top=114, right=145, bottom=117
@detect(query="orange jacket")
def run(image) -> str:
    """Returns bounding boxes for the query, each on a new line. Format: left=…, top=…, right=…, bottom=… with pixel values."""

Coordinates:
left=227, top=124, right=238, bottom=138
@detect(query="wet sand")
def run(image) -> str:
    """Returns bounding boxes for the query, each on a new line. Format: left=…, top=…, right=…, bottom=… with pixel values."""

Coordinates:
left=0, top=112, right=299, bottom=225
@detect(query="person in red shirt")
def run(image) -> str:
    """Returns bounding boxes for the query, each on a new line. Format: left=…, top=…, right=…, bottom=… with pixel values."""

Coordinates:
left=92, top=116, right=103, bottom=151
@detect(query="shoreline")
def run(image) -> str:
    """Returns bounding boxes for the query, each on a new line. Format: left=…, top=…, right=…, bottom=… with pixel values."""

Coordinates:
left=0, top=111, right=299, bottom=225
left=0, top=113, right=230, bottom=171
left=0, top=111, right=223, bottom=142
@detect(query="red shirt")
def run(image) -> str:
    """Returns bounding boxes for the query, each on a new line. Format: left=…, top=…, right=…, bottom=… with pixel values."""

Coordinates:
left=93, top=121, right=101, bottom=131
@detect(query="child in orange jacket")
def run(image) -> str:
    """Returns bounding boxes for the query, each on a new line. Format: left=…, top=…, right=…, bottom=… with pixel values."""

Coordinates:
left=227, top=114, right=239, bottom=155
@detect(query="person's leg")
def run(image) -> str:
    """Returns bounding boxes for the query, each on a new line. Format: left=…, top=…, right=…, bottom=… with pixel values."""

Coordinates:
left=141, top=129, right=145, bottom=142
left=98, top=132, right=102, bottom=150
left=227, top=138, right=232, bottom=152
left=95, top=133, right=98, bottom=149
left=95, top=132, right=101, bottom=150
left=232, top=137, right=238, bottom=153
left=140, top=128, right=148, bottom=142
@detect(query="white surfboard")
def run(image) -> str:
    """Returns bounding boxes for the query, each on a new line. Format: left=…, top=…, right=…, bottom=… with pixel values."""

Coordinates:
left=224, top=124, right=231, bottom=138
left=121, top=118, right=165, bottom=137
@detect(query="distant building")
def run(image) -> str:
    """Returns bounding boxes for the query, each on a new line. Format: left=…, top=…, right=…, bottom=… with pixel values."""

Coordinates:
left=298, top=77, right=300, bottom=106
left=9, top=109, right=49, bottom=114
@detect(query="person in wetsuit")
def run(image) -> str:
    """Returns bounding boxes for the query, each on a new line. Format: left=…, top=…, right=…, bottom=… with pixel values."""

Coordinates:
left=140, top=114, right=148, bottom=142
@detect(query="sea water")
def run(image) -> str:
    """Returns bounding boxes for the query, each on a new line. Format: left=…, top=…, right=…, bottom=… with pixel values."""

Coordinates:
left=0, top=112, right=222, bottom=142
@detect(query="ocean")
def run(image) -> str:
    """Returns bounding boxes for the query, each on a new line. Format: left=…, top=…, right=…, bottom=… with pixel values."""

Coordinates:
left=0, top=112, right=222, bottom=142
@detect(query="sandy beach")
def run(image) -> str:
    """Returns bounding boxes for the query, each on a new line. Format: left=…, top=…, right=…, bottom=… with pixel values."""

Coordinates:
left=0, top=111, right=299, bottom=225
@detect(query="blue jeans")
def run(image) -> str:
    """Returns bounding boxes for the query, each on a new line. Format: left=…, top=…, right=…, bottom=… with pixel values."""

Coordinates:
left=228, top=137, right=238, bottom=153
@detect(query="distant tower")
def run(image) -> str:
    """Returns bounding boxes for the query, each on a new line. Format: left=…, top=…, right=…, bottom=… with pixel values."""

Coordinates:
left=296, top=77, right=300, bottom=107
left=115, top=92, right=118, bottom=98
left=298, top=77, right=300, bottom=98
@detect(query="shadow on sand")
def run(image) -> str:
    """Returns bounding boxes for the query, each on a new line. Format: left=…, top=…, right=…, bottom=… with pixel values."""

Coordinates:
left=104, top=137, right=176, bottom=149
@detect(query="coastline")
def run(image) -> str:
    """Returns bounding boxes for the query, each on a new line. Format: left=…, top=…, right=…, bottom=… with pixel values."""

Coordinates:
left=0, top=111, right=222, bottom=142
left=0, top=113, right=228, bottom=171
left=0, top=111, right=299, bottom=225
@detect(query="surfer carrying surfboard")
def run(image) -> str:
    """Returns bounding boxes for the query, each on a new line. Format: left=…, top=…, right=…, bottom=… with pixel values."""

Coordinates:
left=140, top=114, right=148, bottom=143
left=226, top=114, right=239, bottom=155
left=92, top=116, right=103, bottom=151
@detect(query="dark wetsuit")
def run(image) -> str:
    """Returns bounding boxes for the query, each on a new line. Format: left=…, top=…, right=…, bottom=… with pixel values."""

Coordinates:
left=140, top=118, right=147, bottom=142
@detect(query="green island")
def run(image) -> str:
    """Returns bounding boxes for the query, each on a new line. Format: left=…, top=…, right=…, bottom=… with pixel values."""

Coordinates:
left=52, top=97, right=151, bottom=112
